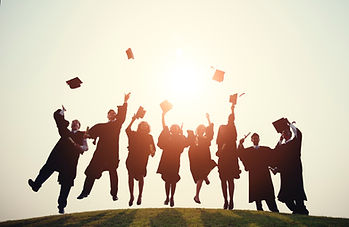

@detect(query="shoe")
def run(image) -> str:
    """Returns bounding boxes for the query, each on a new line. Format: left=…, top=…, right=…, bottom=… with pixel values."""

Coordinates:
left=58, top=206, right=64, bottom=214
left=112, top=195, right=118, bottom=201
left=194, top=196, right=201, bottom=204
left=223, top=200, right=228, bottom=209
left=129, top=196, right=134, bottom=207
left=28, top=179, right=40, bottom=192
left=170, top=198, right=174, bottom=207
left=205, top=178, right=210, bottom=185
left=164, top=198, right=169, bottom=205
left=77, top=193, right=87, bottom=200
left=229, top=200, right=234, bottom=210
left=137, top=196, right=142, bottom=205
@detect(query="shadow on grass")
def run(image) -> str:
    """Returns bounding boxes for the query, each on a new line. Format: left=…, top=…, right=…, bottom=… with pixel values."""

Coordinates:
left=98, top=210, right=137, bottom=226
left=150, top=209, right=187, bottom=227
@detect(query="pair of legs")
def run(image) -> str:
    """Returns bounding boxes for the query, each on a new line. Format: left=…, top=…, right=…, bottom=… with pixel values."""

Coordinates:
left=284, top=199, right=309, bottom=215
left=255, top=199, right=279, bottom=212
left=194, top=177, right=210, bottom=204
left=78, top=169, right=118, bottom=201
left=164, top=181, right=177, bottom=207
left=128, top=174, right=144, bottom=206
left=28, top=163, right=72, bottom=214
left=220, top=178, right=235, bottom=210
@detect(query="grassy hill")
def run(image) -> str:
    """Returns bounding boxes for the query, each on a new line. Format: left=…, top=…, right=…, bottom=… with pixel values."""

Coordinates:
left=1, top=208, right=348, bottom=227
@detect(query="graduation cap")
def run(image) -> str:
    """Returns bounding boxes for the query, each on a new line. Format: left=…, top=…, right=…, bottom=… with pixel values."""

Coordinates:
left=272, top=118, right=290, bottom=133
left=126, top=48, right=134, bottom=59
left=135, top=106, right=146, bottom=119
left=212, top=69, right=225, bottom=82
left=66, top=77, right=82, bottom=89
left=229, top=93, right=238, bottom=105
left=160, top=100, right=173, bottom=113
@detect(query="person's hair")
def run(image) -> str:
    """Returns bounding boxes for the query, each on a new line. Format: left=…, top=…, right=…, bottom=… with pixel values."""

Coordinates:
left=137, top=121, right=150, bottom=134
left=170, top=124, right=180, bottom=133
left=196, top=124, right=206, bottom=135
left=251, top=133, right=259, bottom=138
left=108, top=109, right=115, bottom=115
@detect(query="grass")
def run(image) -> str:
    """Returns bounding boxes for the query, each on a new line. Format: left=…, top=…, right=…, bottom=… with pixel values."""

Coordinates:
left=1, top=208, right=348, bottom=227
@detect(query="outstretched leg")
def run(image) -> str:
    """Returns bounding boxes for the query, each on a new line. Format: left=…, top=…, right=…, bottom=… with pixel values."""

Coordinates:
left=128, top=175, right=134, bottom=206
left=164, top=182, right=170, bottom=205
left=58, top=183, right=72, bottom=214
left=170, top=183, right=176, bottom=207
left=29, top=164, right=55, bottom=192
left=194, top=179, right=203, bottom=204
left=220, top=179, right=228, bottom=209
left=266, top=199, right=279, bottom=212
left=77, top=176, right=95, bottom=199
left=255, top=200, right=263, bottom=211
left=228, top=180, right=235, bottom=210
left=109, top=170, right=118, bottom=201
left=137, top=177, right=144, bottom=205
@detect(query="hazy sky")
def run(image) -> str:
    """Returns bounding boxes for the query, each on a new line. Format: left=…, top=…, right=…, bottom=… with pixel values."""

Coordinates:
left=1, top=0, right=349, bottom=221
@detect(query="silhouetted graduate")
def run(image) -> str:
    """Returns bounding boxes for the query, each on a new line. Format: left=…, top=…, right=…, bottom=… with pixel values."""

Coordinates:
left=156, top=101, right=189, bottom=207
left=216, top=96, right=241, bottom=210
left=238, top=133, right=279, bottom=212
left=188, top=113, right=217, bottom=204
left=77, top=93, right=130, bottom=201
left=272, top=119, right=309, bottom=215
left=28, top=108, right=88, bottom=214
left=125, top=106, right=155, bottom=206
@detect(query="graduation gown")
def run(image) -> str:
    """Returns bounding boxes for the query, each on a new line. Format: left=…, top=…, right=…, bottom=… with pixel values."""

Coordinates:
left=188, top=123, right=217, bottom=183
left=274, top=128, right=307, bottom=202
left=45, top=110, right=85, bottom=186
left=126, top=129, right=155, bottom=180
left=84, top=103, right=127, bottom=179
left=239, top=146, right=276, bottom=203
left=156, top=127, right=189, bottom=183
left=216, top=124, right=241, bottom=180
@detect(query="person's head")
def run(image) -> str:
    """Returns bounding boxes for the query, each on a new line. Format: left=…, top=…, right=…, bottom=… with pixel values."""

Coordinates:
left=107, top=109, right=117, bottom=121
left=227, top=113, right=235, bottom=125
left=170, top=124, right=181, bottom=135
left=137, top=121, right=150, bottom=134
left=71, top=120, right=81, bottom=131
left=282, top=127, right=292, bottom=141
left=196, top=124, right=206, bottom=137
left=251, top=133, right=260, bottom=146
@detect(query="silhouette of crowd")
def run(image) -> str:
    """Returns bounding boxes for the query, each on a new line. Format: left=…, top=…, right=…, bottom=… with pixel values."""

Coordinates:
left=28, top=92, right=308, bottom=216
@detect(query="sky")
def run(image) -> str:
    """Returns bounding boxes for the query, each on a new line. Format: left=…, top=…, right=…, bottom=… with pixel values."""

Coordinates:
left=0, top=0, right=349, bottom=221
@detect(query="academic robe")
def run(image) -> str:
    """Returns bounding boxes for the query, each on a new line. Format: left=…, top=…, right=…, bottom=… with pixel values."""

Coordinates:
left=274, top=128, right=307, bottom=202
left=84, top=103, right=127, bottom=179
left=188, top=123, right=217, bottom=183
left=239, top=146, right=276, bottom=203
left=45, top=110, right=85, bottom=186
left=216, top=124, right=241, bottom=180
left=156, top=127, right=189, bottom=183
left=126, top=129, right=155, bottom=180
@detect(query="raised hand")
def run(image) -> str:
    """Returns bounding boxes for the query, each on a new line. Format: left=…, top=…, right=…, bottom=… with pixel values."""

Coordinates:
left=124, top=92, right=131, bottom=103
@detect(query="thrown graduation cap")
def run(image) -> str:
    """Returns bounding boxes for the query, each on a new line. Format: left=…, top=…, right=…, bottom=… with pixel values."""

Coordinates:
left=66, top=77, right=82, bottom=89
left=160, top=100, right=173, bottom=113
left=126, top=48, right=134, bottom=59
left=212, top=69, right=225, bottom=82
left=135, top=106, right=146, bottom=119
left=272, top=118, right=290, bottom=133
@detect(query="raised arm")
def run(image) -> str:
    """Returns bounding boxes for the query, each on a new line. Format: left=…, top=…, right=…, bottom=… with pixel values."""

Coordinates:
left=126, top=114, right=137, bottom=135
left=205, top=113, right=214, bottom=141
left=161, top=112, right=167, bottom=129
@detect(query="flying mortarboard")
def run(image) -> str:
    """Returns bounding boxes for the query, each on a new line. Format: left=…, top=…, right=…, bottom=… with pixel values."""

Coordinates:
left=212, top=69, right=225, bottom=82
left=272, top=118, right=290, bottom=133
left=66, top=77, right=82, bottom=89
left=126, top=48, right=134, bottom=59
left=160, top=100, right=173, bottom=113
left=135, top=106, right=146, bottom=119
